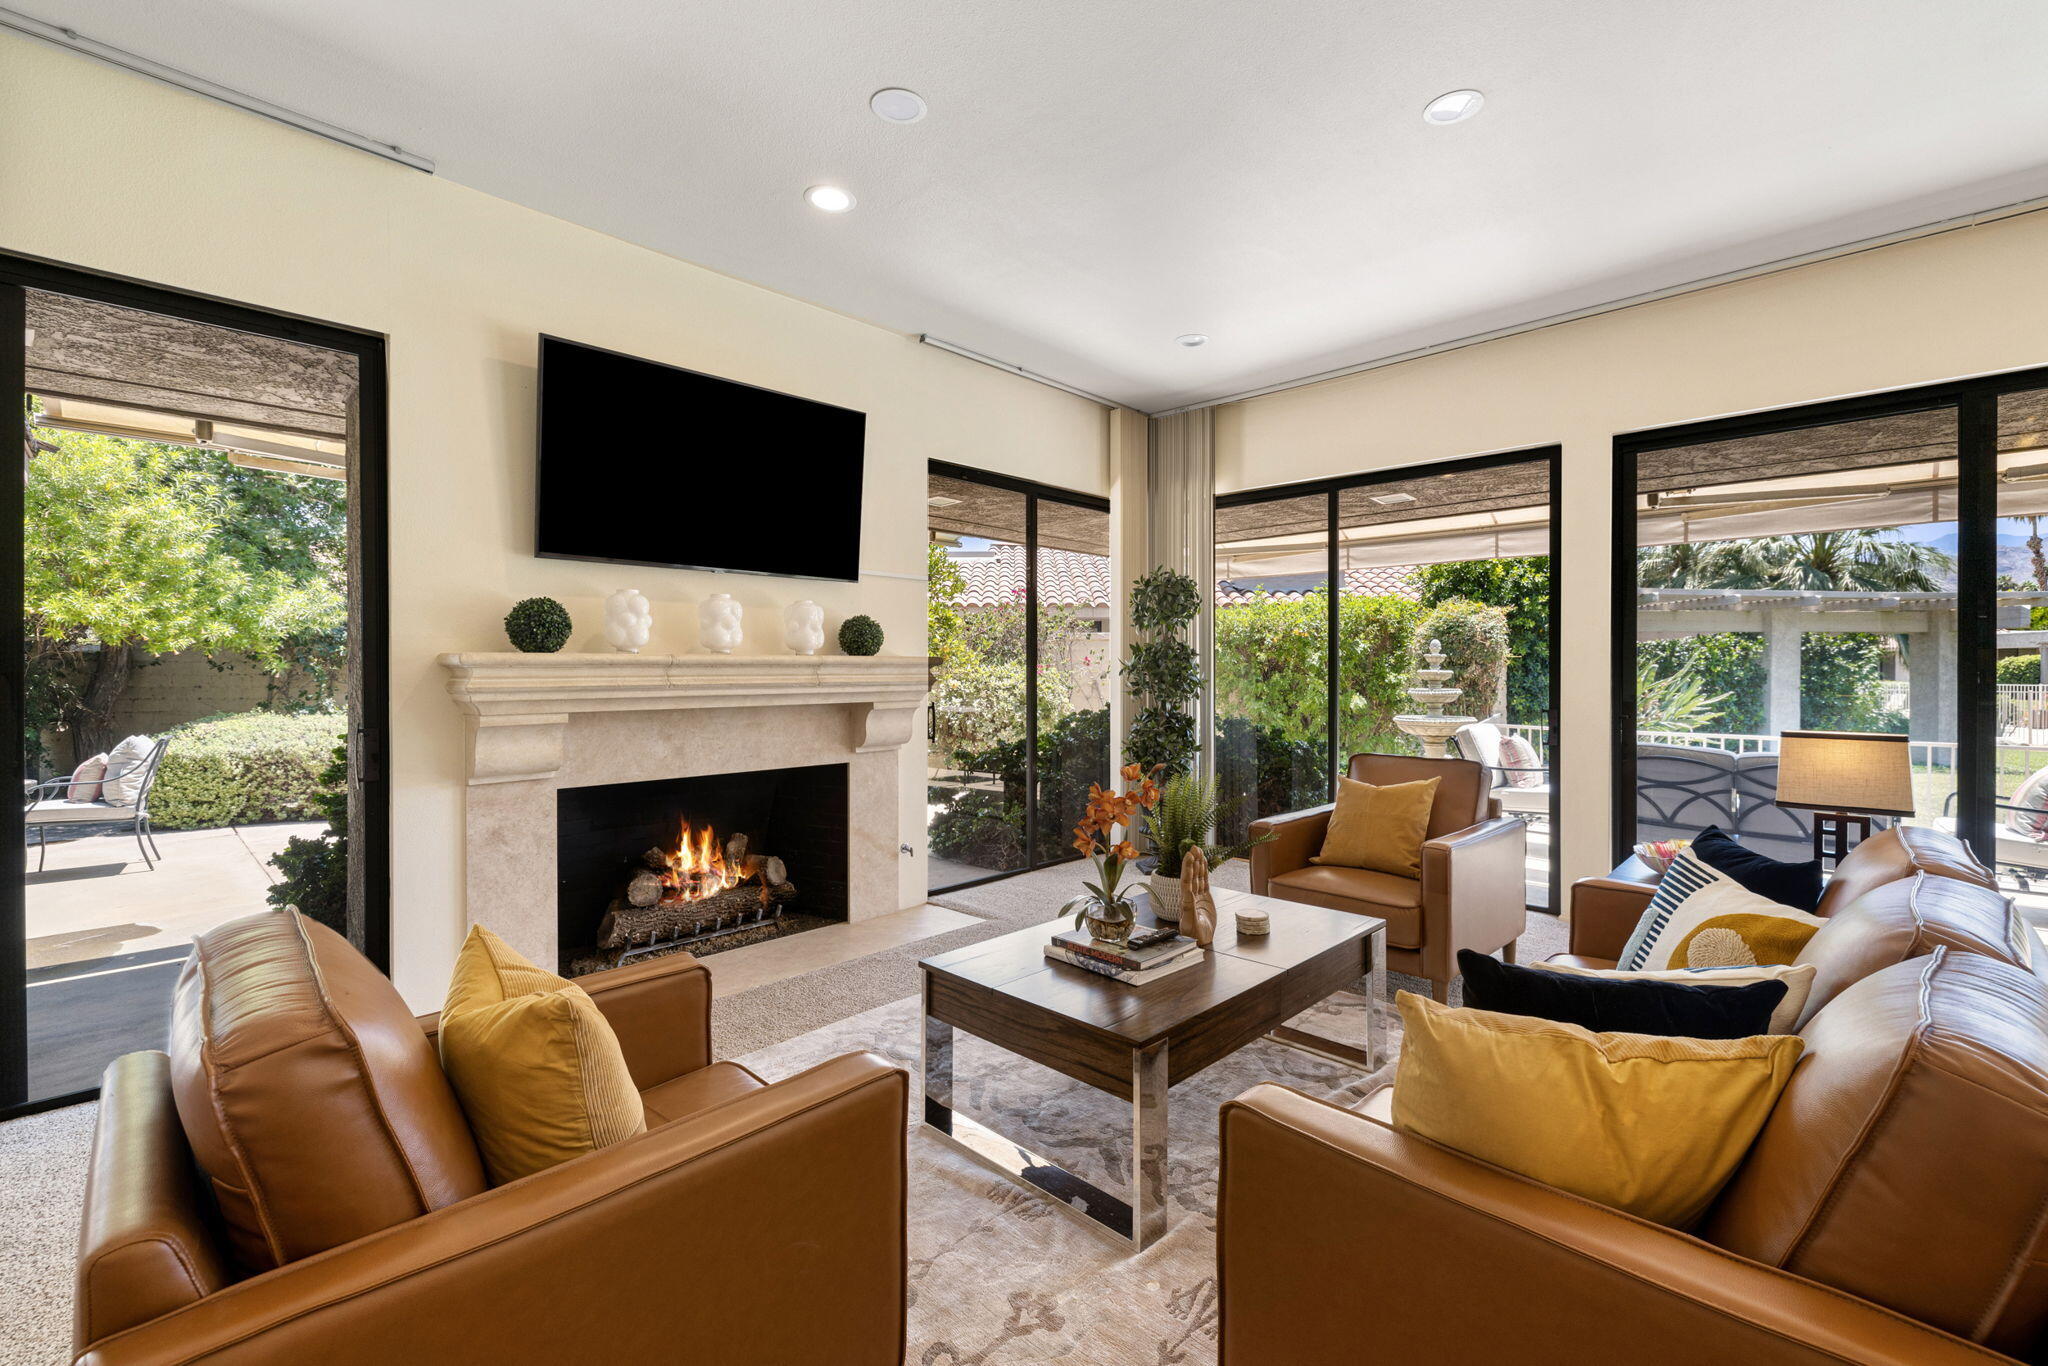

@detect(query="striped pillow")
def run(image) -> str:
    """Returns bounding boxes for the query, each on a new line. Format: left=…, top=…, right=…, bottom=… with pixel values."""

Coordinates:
left=1617, top=848, right=1825, bottom=972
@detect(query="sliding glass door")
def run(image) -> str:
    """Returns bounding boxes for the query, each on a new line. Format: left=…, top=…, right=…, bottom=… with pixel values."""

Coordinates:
left=1621, top=408, right=1962, bottom=865
left=926, top=464, right=1110, bottom=895
left=2, top=256, right=388, bottom=1119
left=1212, top=448, right=1561, bottom=908
left=1615, top=370, right=2048, bottom=958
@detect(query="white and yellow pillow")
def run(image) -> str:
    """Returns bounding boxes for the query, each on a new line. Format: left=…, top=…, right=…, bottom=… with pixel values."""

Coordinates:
left=438, top=926, right=645, bottom=1184
left=1616, top=849, right=1824, bottom=971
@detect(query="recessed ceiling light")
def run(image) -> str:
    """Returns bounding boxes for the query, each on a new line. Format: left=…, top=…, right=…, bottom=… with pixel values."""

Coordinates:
left=804, top=184, right=855, bottom=213
left=870, top=88, right=927, bottom=124
left=1176, top=333, right=1209, bottom=348
left=1422, top=89, right=1484, bottom=125
left=1369, top=492, right=1417, bottom=505
left=927, top=495, right=962, bottom=508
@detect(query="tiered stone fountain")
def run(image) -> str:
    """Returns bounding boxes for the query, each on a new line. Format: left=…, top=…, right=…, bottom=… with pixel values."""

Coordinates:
left=1392, top=639, right=1475, bottom=759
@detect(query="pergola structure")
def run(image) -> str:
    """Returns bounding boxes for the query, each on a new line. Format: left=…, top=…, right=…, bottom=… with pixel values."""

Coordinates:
left=1639, top=587, right=2048, bottom=742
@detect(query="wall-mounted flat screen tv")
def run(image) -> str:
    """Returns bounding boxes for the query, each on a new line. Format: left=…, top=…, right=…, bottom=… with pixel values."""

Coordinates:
left=535, top=335, right=865, bottom=581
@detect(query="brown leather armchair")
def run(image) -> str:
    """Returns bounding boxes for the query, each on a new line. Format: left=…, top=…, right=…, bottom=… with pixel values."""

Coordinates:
left=1251, top=753, right=1527, bottom=1001
left=73, top=911, right=908, bottom=1365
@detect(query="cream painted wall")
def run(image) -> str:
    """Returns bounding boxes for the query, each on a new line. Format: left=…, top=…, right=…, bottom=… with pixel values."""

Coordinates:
left=0, top=36, right=1108, bottom=1005
left=1215, top=208, right=2048, bottom=898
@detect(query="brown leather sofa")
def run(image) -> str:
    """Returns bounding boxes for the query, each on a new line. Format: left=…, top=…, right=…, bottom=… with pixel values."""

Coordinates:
left=1250, top=753, right=1527, bottom=1001
left=1219, top=826, right=2048, bottom=1365
left=1562, top=823, right=2006, bottom=971
left=73, top=910, right=909, bottom=1365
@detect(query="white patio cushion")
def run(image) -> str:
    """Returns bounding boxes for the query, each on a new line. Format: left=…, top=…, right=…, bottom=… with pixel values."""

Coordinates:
left=2009, top=765, right=2048, bottom=838
left=1454, top=722, right=1503, bottom=771
left=100, top=734, right=155, bottom=805
left=27, top=799, right=140, bottom=824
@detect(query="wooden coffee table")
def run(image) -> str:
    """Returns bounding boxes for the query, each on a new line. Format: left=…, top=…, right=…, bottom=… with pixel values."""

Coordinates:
left=918, top=887, right=1386, bottom=1249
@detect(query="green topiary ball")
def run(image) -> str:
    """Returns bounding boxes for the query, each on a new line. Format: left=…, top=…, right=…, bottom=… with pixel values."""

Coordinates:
left=838, top=614, right=884, bottom=656
left=505, top=596, right=573, bottom=653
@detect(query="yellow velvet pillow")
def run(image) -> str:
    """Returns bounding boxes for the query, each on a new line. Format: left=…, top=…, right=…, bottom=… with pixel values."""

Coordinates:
left=1312, top=775, right=1440, bottom=877
left=438, top=926, right=646, bottom=1184
left=1390, top=992, right=1802, bottom=1227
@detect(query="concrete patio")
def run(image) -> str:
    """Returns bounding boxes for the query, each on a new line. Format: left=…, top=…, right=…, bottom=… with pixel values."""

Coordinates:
left=24, top=820, right=321, bottom=1099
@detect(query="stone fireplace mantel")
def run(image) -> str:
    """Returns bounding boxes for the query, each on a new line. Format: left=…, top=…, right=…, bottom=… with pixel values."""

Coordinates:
left=438, top=652, right=930, bottom=784
left=438, top=651, right=930, bottom=968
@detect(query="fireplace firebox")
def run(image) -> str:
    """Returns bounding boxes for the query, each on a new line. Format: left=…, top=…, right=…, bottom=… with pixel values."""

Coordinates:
left=555, top=763, right=849, bottom=976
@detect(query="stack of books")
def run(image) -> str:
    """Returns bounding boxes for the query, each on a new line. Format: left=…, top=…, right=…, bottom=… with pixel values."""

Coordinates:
left=1044, top=926, right=1203, bottom=985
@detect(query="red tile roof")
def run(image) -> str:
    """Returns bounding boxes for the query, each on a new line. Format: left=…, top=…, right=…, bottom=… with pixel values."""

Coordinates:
left=946, top=543, right=1418, bottom=609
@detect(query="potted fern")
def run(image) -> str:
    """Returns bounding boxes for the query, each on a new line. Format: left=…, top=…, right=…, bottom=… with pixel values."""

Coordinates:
left=1141, top=772, right=1270, bottom=920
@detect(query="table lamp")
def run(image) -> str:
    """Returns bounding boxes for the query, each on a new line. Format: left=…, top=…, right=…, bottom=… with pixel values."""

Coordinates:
left=1773, top=730, right=1914, bottom=866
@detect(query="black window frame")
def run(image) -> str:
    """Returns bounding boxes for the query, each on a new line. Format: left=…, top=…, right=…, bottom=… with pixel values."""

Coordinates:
left=1213, top=444, right=1565, bottom=912
left=1, top=252, right=390, bottom=1120
left=1609, top=367, right=2048, bottom=869
left=926, top=460, right=1112, bottom=896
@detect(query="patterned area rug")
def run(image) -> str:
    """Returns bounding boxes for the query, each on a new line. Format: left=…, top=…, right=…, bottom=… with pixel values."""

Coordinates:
left=736, top=988, right=1390, bottom=1366
left=0, top=854, right=1565, bottom=1366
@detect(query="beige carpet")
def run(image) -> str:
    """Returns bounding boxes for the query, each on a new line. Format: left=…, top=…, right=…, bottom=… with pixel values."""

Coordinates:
left=0, top=861, right=1565, bottom=1365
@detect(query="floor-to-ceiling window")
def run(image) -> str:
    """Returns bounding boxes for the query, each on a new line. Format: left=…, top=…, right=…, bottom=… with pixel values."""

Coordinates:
left=1615, top=373, right=2048, bottom=944
left=926, top=464, right=1110, bottom=895
left=4, top=259, right=388, bottom=1118
left=1211, top=448, right=1561, bottom=907
left=1622, top=408, right=1962, bottom=862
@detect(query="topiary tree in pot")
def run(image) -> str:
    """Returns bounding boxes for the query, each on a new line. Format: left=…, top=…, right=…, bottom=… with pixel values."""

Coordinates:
left=1123, top=566, right=1202, bottom=779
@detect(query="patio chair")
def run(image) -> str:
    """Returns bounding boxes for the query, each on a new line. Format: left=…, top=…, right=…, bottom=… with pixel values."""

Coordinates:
left=1937, top=787, right=2048, bottom=890
left=1452, top=720, right=1549, bottom=819
left=1634, top=743, right=1738, bottom=848
left=25, top=736, right=170, bottom=872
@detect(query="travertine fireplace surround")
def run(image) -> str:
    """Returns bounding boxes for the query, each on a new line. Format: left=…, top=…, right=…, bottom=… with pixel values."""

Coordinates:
left=439, top=653, right=929, bottom=968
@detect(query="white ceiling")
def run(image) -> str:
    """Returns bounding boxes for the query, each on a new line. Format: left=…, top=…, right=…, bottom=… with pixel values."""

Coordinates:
left=23, top=1, right=2048, bottom=411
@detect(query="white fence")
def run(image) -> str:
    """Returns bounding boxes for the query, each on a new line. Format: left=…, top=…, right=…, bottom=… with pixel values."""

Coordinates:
left=1502, top=722, right=1966, bottom=775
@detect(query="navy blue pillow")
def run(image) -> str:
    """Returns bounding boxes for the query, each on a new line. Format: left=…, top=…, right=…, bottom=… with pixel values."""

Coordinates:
left=1457, top=949, right=1786, bottom=1039
left=1691, top=825, right=1823, bottom=913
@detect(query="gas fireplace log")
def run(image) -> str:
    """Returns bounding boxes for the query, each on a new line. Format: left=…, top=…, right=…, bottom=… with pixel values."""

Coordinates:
left=595, top=880, right=798, bottom=952
left=730, top=854, right=790, bottom=888
left=626, top=870, right=664, bottom=908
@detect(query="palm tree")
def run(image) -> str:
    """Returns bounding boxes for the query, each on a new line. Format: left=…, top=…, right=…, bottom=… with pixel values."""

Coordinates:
left=1639, top=530, right=1951, bottom=593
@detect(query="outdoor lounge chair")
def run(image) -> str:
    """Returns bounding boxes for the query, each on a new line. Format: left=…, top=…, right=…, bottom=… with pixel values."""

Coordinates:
left=25, top=735, right=170, bottom=872
left=1937, top=786, right=2048, bottom=889
left=1452, top=720, right=1549, bottom=819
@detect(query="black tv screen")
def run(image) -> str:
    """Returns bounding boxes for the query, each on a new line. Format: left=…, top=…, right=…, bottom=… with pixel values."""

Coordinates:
left=535, top=335, right=865, bottom=581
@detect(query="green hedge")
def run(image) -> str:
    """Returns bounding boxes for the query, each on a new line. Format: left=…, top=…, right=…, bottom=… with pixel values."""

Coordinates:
left=1998, top=654, right=2041, bottom=684
left=149, top=711, right=346, bottom=830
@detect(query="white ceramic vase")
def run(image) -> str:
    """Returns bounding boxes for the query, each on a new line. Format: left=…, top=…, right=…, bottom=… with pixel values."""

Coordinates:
left=784, top=599, right=825, bottom=655
left=602, top=588, right=651, bottom=653
left=698, top=592, right=743, bottom=653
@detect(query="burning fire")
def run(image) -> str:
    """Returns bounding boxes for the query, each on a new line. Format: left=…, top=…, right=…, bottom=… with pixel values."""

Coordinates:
left=660, top=818, right=755, bottom=902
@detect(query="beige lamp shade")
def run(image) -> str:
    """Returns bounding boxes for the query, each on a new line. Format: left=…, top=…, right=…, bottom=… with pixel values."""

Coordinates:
left=1773, top=731, right=1915, bottom=817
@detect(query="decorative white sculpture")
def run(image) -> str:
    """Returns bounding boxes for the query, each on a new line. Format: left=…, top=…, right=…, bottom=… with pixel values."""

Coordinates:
left=601, top=589, right=651, bottom=653
left=698, top=592, right=744, bottom=653
left=783, top=599, right=825, bottom=655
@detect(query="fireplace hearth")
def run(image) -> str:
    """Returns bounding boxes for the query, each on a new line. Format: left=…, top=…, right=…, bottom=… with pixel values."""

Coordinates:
left=556, top=763, right=849, bottom=976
